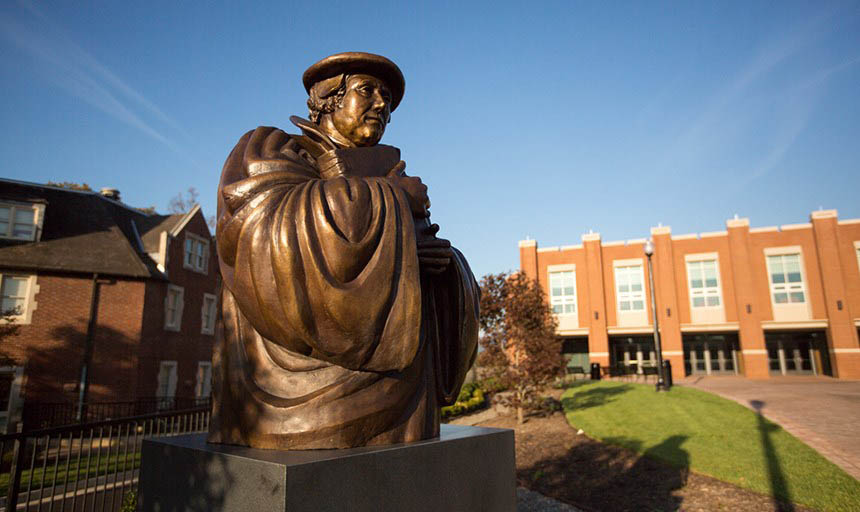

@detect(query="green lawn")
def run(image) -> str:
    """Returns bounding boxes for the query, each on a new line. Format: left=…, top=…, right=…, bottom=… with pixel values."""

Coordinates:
left=561, top=381, right=860, bottom=512
left=0, top=450, right=140, bottom=497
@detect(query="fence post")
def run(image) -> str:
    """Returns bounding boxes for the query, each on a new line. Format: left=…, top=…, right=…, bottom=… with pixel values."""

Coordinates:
left=6, top=427, right=28, bottom=511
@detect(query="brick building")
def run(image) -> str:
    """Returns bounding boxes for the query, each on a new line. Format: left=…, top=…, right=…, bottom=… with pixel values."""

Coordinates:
left=519, top=210, right=860, bottom=381
left=0, top=179, right=218, bottom=431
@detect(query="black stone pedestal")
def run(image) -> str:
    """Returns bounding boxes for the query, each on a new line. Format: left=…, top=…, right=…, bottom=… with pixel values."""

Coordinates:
left=138, top=424, right=516, bottom=512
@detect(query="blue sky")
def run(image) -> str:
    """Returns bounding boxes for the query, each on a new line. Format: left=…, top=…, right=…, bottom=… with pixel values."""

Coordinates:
left=2, top=1, right=859, bottom=278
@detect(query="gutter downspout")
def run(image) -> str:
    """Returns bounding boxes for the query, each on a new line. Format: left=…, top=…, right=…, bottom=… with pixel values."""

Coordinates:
left=76, top=272, right=101, bottom=421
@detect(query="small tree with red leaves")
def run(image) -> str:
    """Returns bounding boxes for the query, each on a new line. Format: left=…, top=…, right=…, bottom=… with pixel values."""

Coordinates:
left=479, top=272, right=564, bottom=424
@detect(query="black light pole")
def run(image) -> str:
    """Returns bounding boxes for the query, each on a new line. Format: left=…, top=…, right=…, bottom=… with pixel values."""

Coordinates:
left=644, top=240, right=668, bottom=392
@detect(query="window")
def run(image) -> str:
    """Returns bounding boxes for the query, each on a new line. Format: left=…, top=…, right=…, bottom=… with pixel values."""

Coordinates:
left=549, top=270, right=576, bottom=315
left=184, top=234, right=209, bottom=273
left=164, top=285, right=184, bottom=331
left=766, top=254, right=806, bottom=304
left=686, top=259, right=721, bottom=308
left=201, top=293, right=217, bottom=334
left=156, top=361, right=178, bottom=409
left=1, top=274, right=37, bottom=323
left=615, top=265, right=645, bottom=312
left=196, top=362, right=212, bottom=399
left=0, top=203, right=39, bottom=241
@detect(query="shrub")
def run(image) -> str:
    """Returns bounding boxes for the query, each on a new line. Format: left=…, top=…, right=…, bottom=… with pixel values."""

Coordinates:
left=441, top=384, right=485, bottom=419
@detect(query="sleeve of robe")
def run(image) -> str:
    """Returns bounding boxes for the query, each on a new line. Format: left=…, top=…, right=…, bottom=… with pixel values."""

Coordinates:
left=216, top=126, right=477, bottom=381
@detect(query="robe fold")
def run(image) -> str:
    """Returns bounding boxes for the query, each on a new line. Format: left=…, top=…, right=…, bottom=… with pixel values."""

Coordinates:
left=208, top=126, right=480, bottom=449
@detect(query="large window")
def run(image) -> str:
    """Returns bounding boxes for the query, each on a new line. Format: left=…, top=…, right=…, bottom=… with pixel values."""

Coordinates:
left=156, top=361, right=178, bottom=409
left=614, top=265, right=645, bottom=312
left=686, top=259, right=721, bottom=308
left=184, top=234, right=209, bottom=274
left=0, top=203, right=38, bottom=241
left=549, top=270, right=576, bottom=315
left=196, top=362, right=212, bottom=399
left=1, top=274, right=36, bottom=323
left=201, top=293, right=217, bottom=335
left=164, top=285, right=184, bottom=331
left=766, top=254, right=806, bottom=304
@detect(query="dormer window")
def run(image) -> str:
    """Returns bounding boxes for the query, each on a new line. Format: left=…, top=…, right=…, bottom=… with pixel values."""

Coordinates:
left=183, top=233, right=209, bottom=274
left=0, top=202, right=42, bottom=241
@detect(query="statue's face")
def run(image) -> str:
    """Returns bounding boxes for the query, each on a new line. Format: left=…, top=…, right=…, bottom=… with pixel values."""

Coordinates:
left=330, top=74, right=392, bottom=147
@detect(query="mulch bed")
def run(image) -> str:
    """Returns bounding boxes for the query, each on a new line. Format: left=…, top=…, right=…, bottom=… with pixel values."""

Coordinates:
left=476, top=407, right=814, bottom=512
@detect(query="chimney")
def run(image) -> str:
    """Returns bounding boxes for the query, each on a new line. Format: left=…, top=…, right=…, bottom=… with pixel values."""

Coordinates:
left=100, top=188, right=120, bottom=201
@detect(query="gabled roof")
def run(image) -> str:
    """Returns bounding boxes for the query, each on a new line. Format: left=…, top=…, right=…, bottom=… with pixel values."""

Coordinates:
left=0, top=179, right=203, bottom=279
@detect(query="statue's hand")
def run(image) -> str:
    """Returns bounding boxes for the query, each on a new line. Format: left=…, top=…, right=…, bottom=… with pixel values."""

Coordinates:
left=417, top=231, right=452, bottom=275
left=386, top=161, right=430, bottom=218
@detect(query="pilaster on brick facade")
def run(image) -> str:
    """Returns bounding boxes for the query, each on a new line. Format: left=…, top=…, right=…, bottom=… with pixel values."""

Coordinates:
left=811, top=209, right=860, bottom=378
left=650, top=226, right=684, bottom=380
left=581, top=232, right=609, bottom=365
left=518, top=239, right=538, bottom=280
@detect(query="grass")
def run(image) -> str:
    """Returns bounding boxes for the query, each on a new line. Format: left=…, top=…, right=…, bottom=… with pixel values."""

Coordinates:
left=0, top=450, right=140, bottom=497
left=561, top=381, right=860, bottom=512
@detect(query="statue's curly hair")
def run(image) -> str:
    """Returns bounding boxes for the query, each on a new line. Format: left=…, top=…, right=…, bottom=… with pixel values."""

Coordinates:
left=307, top=74, right=348, bottom=123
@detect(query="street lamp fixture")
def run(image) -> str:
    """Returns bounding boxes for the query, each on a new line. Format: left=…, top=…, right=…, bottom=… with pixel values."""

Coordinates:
left=644, top=239, right=669, bottom=392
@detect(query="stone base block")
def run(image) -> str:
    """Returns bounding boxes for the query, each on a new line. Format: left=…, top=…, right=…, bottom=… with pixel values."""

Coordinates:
left=138, top=424, right=515, bottom=512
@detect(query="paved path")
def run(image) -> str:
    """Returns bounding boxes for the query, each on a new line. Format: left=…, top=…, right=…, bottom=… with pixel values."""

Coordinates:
left=681, top=376, right=860, bottom=481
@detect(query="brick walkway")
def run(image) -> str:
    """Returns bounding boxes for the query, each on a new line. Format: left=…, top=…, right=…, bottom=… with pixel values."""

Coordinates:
left=680, top=376, right=860, bottom=481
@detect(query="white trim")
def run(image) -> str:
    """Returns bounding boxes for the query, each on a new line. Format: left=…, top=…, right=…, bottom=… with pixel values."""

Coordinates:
left=601, top=240, right=625, bottom=247
left=680, top=322, right=739, bottom=332
left=750, top=226, right=779, bottom=233
left=684, top=252, right=719, bottom=262
left=765, top=250, right=811, bottom=318
left=589, top=352, right=609, bottom=358
left=537, top=246, right=559, bottom=253
left=780, top=223, right=811, bottom=231
left=810, top=209, right=837, bottom=219
left=700, top=231, right=727, bottom=238
left=157, top=231, right=169, bottom=275
left=558, top=328, right=589, bottom=336
left=854, top=318, right=860, bottom=327
left=164, top=284, right=184, bottom=331
left=650, top=226, right=671, bottom=235
left=613, top=258, right=644, bottom=267
left=662, top=350, right=684, bottom=356
left=561, top=244, right=583, bottom=250
left=548, top=268, right=577, bottom=319
left=0, top=201, right=46, bottom=242
left=686, top=257, right=724, bottom=311
left=183, top=232, right=210, bottom=274
left=0, top=274, right=38, bottom=325
left=764, top=245, right=803, bottom=256
left=607, top=326, right=653, bottom=335
left=726, top=218, right=750, bottom=228
left=760, top=319, right=828, bottom=330
left=581, top=233, right=601, bottom=242
left=742, top=349, right=768, bottom=355
left=547, top=264, right=576, bottom=272
left=833, top=348, right=860, bottom=354
left=169, top=204, right=201, bottom=237
left=627, top=238, right=648, bottom=245
left=838, top=218, right=860, bottom=225
left=672, top=233, right=698, bottom=241
left=518, top=239, right=536, bottom=248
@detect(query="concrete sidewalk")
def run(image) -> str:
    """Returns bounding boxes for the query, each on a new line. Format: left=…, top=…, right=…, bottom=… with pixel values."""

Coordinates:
left=681, top=376, right=860, bottom=481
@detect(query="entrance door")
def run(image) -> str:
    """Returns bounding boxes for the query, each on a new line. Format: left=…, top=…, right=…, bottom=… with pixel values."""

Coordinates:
left=765, top=333, right=818, bottom=376
left=683, top=334, right=739, bottom=376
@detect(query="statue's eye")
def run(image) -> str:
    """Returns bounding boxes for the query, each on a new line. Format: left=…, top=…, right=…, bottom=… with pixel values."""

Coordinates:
left=357, top=85, right=372, bottom=96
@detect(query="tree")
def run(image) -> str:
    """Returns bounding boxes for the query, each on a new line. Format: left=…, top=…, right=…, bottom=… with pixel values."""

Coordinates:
left=46, top=181, right=92, bottom=191
left=478, top=272, right=564, bottom=424
left=168, top=187, right=215, bottom=229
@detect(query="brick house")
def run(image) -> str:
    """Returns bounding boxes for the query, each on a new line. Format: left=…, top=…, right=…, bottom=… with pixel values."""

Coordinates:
left=0, top=178, right=218, bottom=432
left=520, top=210, right=860, bottom=381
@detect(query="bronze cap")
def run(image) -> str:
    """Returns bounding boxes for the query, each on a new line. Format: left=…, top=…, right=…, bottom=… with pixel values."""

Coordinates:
left=302, top=52, right=405, bottom=111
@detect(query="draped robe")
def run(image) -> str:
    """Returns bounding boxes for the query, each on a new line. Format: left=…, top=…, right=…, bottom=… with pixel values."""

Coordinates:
left=208, top=126, right=480, bottom=449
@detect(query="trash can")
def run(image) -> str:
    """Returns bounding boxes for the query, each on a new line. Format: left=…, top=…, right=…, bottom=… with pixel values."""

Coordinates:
left=590, top=362, right=601, bottom=380
left=662, top=359, right=673, bottom=388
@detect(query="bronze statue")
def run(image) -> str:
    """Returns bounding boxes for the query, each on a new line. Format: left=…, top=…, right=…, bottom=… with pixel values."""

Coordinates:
left=208, top=52, right=480, bottom=450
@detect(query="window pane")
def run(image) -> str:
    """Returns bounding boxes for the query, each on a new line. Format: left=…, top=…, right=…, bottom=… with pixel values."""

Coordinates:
left=563, top=286, right=574, bottom=295
left=774, top=292, right=788, bottom=304
left=787, top=272, right=802, bottom=283
left=0, top=207, right=9, bottom=222
left=551, top=287, right=561, bottom=297
left=771, top=273, right=785, bottom=284
left=706, top=296, right=720, bottom=307
left=1, top=277, right=28, bottom=298
left=768, top=256, right=783, bottom=275
left=632, top=300, right=644, bottom=311
left=620, top=301, right=630, bottom=311
left=693, top=297, right=705, bottom=307
left=631, top=283, right=642, bottom=292
left=690, top=278, right=703, bottom=289
left=1, top=298, right=23, bottom=315
left=789, top=291, right=805, bottom=303
left=14, top=209, right=34, bottom=224
left=618, top=283, right=629, bottom=293
left=552, top=305, right=562, bottom=314
left=564, top=304, right=575, bottom=314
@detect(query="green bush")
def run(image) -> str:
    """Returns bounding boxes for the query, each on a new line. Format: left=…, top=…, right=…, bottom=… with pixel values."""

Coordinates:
left=441, top=385, right=485, bottom=419
left=477, top=377, right=507, bottom=394
left=120, top=490, right=136, bottom=512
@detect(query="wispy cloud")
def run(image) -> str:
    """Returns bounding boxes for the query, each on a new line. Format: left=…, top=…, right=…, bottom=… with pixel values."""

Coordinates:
left=0, top=1, right=196, bottom=164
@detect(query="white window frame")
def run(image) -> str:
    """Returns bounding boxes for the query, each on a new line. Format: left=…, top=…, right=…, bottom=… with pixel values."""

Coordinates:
left=164, top=284, right=184, bottom=331
left=0, top=201, right=45, bottom=242
left=201, top=293, right=217, bottom=335
left=764, top=248, right=808, bottom=306
left=685, top=253, right=723, bottom=309
left=613, top=261, right=646, bottom=312
left=156, top=361, right=178, bottom=409
left=548, top=265, right=577, bottom=316
left=854, top=241, right=860, bottom=274
left=183, top=233, right=209, bottom=274
left=0, top=274, right=38, bottom=325
left=195, top=361, right=212, bottom=399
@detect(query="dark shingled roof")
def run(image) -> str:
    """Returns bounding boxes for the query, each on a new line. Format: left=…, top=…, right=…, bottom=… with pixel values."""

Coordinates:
left=0, top=179, right=190, bottom=279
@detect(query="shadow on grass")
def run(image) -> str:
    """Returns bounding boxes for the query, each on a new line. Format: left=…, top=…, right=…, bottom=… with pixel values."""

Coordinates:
left=750, top=400, right=795, bottom=512
left=519, top=434, right=689, bottom=512
left=561, top=383, right=634, bottom=413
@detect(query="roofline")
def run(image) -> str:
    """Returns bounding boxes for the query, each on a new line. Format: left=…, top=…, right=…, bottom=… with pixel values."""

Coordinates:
left=169, top=203, right=202, bottom=237
left=0, top=177, right=156, bottom=217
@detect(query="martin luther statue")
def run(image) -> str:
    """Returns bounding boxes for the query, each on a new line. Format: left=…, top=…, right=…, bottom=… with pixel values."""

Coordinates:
left=208, top=52, right=480, bottom=450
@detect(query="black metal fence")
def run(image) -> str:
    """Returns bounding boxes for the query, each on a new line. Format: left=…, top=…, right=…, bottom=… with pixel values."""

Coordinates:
left=0, top=406, right=209, bottom=511
left=21, top=397, right=211, bottom=432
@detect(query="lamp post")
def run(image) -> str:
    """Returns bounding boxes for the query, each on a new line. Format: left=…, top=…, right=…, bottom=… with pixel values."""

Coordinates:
left=644, top=240, right=668, bottom=392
